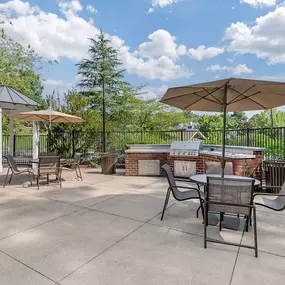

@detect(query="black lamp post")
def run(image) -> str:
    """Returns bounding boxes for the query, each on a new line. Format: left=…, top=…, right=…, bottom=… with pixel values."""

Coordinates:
left=95, top=82, right=107, bottom=153
left=102, top=78, right=106, bottom=153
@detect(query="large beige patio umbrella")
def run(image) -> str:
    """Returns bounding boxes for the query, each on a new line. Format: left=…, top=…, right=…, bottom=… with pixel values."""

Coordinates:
left=161, top=78, right=285, bottom=175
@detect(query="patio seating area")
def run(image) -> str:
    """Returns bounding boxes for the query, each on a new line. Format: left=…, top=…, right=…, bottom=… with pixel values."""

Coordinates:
left=0, top=167, right=284, bottom=285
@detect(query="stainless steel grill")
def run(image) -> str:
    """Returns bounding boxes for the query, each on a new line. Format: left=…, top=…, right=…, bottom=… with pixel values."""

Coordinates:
left=170, top=141, right=202, bottom=157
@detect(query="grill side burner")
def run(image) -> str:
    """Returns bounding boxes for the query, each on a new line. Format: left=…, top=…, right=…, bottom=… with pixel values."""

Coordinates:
left=170, top=141, right=202, bottom=157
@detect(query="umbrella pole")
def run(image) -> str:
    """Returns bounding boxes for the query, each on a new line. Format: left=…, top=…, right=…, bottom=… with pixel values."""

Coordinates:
left=222, top=84, right=229, bottom=177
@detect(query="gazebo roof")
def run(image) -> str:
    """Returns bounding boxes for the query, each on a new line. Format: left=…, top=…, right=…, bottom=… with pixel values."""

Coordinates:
left=0, top=85, right=38, bottom=113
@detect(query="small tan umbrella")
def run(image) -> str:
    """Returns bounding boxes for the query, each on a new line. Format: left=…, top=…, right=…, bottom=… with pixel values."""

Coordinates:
left=9, top=108, right=85, bottom=152
left=9, top=108, right=84, bottom=123
left=161, top=78, right=285, bottom=175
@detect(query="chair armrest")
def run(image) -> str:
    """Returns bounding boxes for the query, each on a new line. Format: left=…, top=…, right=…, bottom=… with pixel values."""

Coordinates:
left=175, top=178, right=191, bottom=183
left=168, top=185, right=203, bottom=200
left=253, top=192, right=285, bottom=198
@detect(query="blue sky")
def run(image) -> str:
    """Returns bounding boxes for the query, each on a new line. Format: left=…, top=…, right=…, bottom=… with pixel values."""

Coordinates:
left=1, top=0, right=285, bottom=104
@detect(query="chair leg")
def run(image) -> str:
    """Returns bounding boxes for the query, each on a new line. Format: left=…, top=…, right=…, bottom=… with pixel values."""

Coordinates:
left=245, top=216, right=249, bottom=232
left=200, top=200, right=204, bottom=220
left=8, top=172, right=13, bottom=184
left=37, top=175, right=40, bottom=190
left=196, top=199, right=204, bottom=219
left=3, top=168, right=11, bottom=188
left=28, top=172, right=33, bottom=187
left=219, top=212, right=224, bottom=231
left=204, top=203, right=208, bottom=249
left=77, top=165, right=83, bottom=181
left=253, top=206, right=258, bottom=258
left=58, top=168, right=62, bottom=188
left=161, top=189, right=171, bottom=221
left=196, top=205, right=201, bottom=218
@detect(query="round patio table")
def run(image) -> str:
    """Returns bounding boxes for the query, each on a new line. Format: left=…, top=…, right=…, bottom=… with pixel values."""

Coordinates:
left=190, top=174, right=261, bottom=187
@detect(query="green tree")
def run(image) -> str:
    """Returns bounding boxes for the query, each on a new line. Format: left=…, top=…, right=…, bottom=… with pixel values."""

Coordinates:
left=0, top=29, right=44, bottom=104
left=76, top=30, right=127, bottom=151
left=230, top=111, right=248, bottom=129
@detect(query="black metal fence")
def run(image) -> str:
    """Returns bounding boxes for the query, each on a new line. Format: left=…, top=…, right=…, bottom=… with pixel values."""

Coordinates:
left=4, top=127, right=285, bottom=164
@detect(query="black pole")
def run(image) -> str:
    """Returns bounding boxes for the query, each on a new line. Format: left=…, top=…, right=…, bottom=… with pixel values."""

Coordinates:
left=222, top=83, right=229, bottom=177
left=102, top=77, right=106, bottom=153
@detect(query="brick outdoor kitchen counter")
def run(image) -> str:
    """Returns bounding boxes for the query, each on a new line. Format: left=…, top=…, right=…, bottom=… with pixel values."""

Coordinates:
left=125, top=144, right=264, bottom=181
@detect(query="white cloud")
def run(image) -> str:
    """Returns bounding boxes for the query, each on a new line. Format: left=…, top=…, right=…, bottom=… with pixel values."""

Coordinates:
left=141, top=85, right=169, bottom=100
left=225, top=5, right=285, bottom=64
left=86, top=4, right=97, bottom=14
left=0, top=0, right=191, bottom=82
left=138, top=29, right=187, bottom=59
left=147, top=8, right=155, bottom=15
left=240, top=0, right=276, bottom=7
left=233, top=64, right=253, bottom=75
left=152, top=0, right=182, bottom=8
left=0, top=0, right=39, bottom=15
left=207, top=64, right=223, bottom=72
left=207, top=64, right=253, bottom=75
left=58, top=0, right=82, bottom=14
left=189, top=45, right=224, bottom=60
left=44, top=79, right=65, bottom=86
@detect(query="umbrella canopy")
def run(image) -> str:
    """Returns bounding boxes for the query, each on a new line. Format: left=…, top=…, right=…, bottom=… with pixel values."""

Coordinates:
left=161, top=78, right=285, bottom=175
left=161, top=78, right=285, bottom=112
left=9, top=108, right=85, bottom=123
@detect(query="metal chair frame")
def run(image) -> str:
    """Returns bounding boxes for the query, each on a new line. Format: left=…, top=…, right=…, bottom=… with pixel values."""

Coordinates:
left=161, top=164, right=204, bottom=221
left=34, top=156, right=62, bottom=190
left=61, top=153, right=83, bottom=181
left=254, top=185, right=285, bottom=211
left=204, top=176, right=258, bottom=258
left=3, top=155, right=33, bottom=187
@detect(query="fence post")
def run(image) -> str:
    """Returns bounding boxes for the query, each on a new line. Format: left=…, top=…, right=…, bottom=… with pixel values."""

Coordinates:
left=180, top=130, right=184, bottom=141
left=246, top=128, right=250, bottom=147
left=13, top=135, right=16, bottom=156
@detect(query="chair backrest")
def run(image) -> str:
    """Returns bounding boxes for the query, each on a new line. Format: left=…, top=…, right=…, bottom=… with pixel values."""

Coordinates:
left=161, top=164, right=178, bottom=191
left=205, top=161, right=233, bottom=175
left=264, top=160, right=285, bottom=187
left=4, top=155, right=20, bottom=173
left=38, top=156, right=60, bottom=174
left=206, top=176, right=254, bottom=216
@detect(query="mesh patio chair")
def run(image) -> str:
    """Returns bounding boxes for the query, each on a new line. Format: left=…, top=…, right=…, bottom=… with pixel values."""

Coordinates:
left=204, top=176, right=258, bottom=258
left=205, top=161, right=233, bottom=175
left=3, top=155, right=33, bottom=187
left=34, top=156, right=62, bottom=190
left=61, top=153, right=83, bottom=181
left=161, top=164, right=204, bottom=221
left=253, top=183, right=285, bottom=211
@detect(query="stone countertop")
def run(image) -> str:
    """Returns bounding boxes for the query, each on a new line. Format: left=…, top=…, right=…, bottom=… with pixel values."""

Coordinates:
left=125, top=144, right=265, bottom=156
left=199, top=150, right=256, bottom=159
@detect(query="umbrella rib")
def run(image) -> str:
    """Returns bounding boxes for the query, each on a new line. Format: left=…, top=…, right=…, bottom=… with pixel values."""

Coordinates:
left=184, top=86, right=226, bottom=109
left=227, top=84, right=256, bottom=105
left=230, top=88, right=266, bottom=109
left=201, top=87, right=223, bottom=104
left=162, top=86, right=221, bottom=103
left=192, top=91, right=223, bottom=104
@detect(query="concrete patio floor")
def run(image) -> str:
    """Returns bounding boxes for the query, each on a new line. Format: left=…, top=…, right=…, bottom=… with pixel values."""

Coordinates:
left=0, top=167, right=284, bottom=285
